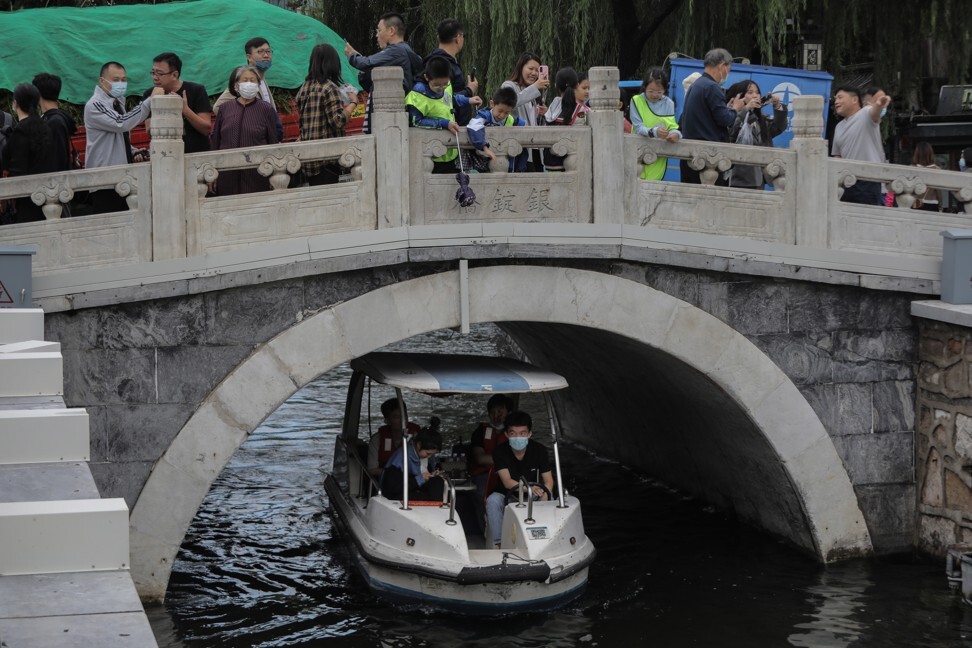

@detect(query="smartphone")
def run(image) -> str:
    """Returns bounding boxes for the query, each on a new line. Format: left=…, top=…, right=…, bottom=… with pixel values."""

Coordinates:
left=538, top=65, right=549, bottom=80
left=470, top=66, right=477, bottom=81
left=760, top=93, right=774, bottom=104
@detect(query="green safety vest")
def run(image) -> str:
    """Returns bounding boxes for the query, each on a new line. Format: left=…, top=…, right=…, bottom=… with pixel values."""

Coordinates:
left=405, top=87, right=458, bottom=163
left=631, top=93, right=680, bottom=181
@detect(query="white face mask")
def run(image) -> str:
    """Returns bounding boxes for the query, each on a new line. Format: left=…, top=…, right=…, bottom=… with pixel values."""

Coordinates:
left=106, top=80, right=128, bottom=99
left=237, top=81, right=259, bottom=100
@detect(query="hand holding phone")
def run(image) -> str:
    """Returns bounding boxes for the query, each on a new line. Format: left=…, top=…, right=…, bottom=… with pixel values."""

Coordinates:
left=470, top=66, right=477, bottom=81
left=538, top=65, right=549, bottom=80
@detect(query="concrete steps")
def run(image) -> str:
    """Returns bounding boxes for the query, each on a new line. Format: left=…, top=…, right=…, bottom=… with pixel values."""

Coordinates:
left=0, top=308, right=158, bottom=647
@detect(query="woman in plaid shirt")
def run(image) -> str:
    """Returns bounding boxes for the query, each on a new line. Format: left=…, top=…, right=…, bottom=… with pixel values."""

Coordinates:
left=295, top=44, right=359, bottom=185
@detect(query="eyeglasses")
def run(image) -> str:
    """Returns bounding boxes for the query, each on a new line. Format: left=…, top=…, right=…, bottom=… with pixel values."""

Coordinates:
left=150, top=70, right=175, bottom=78
left=253, top=48, right=272, bottom=56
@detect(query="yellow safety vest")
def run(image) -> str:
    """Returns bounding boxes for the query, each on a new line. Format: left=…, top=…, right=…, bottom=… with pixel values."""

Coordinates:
left=405, top=87, right=458, bottom=163
left=632, top=93, right=679, bottom=181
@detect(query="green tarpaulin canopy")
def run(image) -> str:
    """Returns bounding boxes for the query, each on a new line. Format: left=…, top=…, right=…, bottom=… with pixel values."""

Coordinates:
left=0, top=0, right=360, bottom=105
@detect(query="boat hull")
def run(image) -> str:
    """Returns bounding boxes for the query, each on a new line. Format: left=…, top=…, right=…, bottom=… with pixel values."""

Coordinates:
left=325, top=474, right=593, bottom=614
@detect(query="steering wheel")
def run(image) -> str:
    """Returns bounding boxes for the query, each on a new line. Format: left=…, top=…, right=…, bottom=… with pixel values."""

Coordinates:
left=506, top=481, right=552, bottom=504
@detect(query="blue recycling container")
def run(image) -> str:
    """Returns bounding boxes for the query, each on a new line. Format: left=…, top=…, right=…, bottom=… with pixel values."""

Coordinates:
left=622, top=60, right=833, bottom=182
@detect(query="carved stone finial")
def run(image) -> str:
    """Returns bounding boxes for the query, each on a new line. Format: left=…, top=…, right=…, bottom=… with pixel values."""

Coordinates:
left=30, top=180, right=74, bottom=219
left=371, top=67, right=405, bottom=112
left=791, top=95, right=824, bottom=139
left=588, top=67, right=620, bottom=111
left=148, top=95, right=185, bottom=140
left=115, top=176, right=138, bottom=209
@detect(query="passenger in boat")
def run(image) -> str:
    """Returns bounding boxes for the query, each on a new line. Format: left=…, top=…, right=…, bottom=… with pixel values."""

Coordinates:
left=380, top=428, right=445, bottom=501
left=367, top=397, right=421, bottom=477
left=468, top=394, right=514, bottom=529
left=485, top=410, right=554, bottom=549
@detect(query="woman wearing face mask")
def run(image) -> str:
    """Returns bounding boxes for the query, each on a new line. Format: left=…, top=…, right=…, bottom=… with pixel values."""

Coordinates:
left=501, top=52, right=550, bottom=171
left=1, top=83, right=55, bottom=225
left=210, top=65, right=280, bottom=196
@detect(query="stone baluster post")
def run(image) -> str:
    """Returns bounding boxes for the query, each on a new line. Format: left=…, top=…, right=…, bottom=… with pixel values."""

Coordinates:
left=790, top=95, right=829, bottom=248
left=149, top=95, right=187, bottom=260
left=371, top=67, right=409, bottom=229
left=588, top=67, right=624, bottom=225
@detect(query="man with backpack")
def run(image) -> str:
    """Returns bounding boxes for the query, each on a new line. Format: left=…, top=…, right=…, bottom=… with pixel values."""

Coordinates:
left=33, top=73, right=79, bottom=173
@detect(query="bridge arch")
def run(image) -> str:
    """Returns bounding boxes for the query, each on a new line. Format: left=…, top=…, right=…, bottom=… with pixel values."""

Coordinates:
left=129, top=265, right=872, bottom=601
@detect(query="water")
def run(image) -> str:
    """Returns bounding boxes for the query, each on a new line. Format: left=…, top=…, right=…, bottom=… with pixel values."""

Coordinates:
left=150, top=325, right=972, bottom=647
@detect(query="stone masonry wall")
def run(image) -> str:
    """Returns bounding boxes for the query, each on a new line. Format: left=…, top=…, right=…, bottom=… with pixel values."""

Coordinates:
left=915, top=319, right=972, bottom=555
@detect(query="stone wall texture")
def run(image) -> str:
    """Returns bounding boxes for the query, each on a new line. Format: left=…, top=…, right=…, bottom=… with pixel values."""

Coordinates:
left=915, top=319, right=972, bottom=555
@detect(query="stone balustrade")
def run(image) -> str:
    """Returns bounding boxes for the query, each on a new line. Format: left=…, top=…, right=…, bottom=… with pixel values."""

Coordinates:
left=1, top=66, right=970, bottom=283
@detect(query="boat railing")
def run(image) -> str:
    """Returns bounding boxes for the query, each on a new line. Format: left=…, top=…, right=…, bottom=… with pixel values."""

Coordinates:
left=438, top=474, right=460, bottom=527
left=336, top=436, right=381, bottom=501
left=514, top=476, right=537, bottom=525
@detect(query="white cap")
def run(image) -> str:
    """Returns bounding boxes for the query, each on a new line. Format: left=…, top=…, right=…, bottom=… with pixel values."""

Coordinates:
left=682, top=72, right=702, bottom=93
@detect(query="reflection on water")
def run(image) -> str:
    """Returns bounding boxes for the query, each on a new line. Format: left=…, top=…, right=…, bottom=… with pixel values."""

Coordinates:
left=155, top=325, right=970, bottom=647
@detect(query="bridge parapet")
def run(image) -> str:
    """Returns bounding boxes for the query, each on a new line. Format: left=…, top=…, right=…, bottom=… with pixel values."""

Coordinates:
left=2, top=66, right=971, bottom=288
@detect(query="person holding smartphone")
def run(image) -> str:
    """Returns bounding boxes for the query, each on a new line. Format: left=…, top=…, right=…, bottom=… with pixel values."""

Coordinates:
left=501, top=52, right=550, bottom=171
left=723, top=79, right=788, bottom=189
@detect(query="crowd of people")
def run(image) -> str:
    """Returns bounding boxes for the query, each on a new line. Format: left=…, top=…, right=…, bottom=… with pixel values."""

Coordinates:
left=0, top=13, right=967, bottom=225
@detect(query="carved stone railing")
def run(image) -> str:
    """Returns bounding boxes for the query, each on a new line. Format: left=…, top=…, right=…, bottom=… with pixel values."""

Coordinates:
left=2, top=67, right=972, bottom=284
left=407, top=126, right=592, bottom=226
left=0, top=163, right=152, bottom=273
left=183, top=137, right=376, bottom=256
left=622, top=136, right=797, bottom=243
left=826, top=159, right=972, bottom=257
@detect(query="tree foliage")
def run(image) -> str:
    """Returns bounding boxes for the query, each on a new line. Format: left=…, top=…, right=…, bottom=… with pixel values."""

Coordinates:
left=308, top=0, right=972, bottom=109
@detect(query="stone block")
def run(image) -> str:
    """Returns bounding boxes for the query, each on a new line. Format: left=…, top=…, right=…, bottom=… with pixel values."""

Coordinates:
left=799, top=383, right=837, bottom=437
left=854, top=483, right=916, bottom=554
left=920, top=447, right=943, bottom=506
left=916, top=513, right=959, bottom=556
left=750, top=332, right=833, bottom=386
left=265, top=308, right=352, bottom=387
left=945, top=468, right=972, bottom=512
left=788, top=284, right=859, bottom=332
left=639, top=265, right=700, bottom=307
left=303, top=266, right=401, bottom=312
left=43, top=309, right=102, bottom=350
left=87, top=460, right=155, bottom=509
left=203, top=280, right=304, bottom=345
left=156, top=344, right=252, bottom=404
left=105, top=403, right=194, bottom=463
left=836, top=382, right=872, bottom=435
left=97, top=296, right=207, bottom=349
left=61, top=348, right=156, bottom=405
left=872, top=380, right=916, bottom=433
left=832, top=431, right=914, bottom=485
left=833, top=330, right=916, bottom=383
left=956, top=413, right=972, bottom=461
left=726, top=282, right=788, bottom=335
left=86, top=406, right=108, bottom=462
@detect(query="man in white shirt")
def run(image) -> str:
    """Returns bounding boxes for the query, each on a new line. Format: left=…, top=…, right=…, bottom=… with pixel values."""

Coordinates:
left=832, top=84, right=890, bottom=206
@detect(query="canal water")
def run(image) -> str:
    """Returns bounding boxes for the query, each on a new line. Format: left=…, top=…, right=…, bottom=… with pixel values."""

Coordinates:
left=148, top=325, right=972, bottom=647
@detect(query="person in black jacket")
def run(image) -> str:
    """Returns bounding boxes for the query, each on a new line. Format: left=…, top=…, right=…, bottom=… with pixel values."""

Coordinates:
left=1, top=84, right=55, bottom=225
left=32, top=73, right=77, bottom=173
left=423, top=18, right=479, bottom=126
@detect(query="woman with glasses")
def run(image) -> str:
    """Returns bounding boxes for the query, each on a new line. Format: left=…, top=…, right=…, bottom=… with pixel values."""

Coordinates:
left=630, top=67, right=681, bottom=181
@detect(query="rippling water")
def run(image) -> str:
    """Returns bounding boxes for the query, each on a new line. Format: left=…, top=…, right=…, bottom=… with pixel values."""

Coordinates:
left=150, top=325, right=972, bottom=647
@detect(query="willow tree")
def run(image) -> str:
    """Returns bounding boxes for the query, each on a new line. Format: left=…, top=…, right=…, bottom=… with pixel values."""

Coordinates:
left=297, top=0, right=972, bottom=106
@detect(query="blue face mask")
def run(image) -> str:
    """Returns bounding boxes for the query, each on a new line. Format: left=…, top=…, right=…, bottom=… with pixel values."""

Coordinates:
left=106, top=81, right=127, bottom=99
left=254, top=60, right=272, bottom=73
left=508, top=437, right=529, bottom=451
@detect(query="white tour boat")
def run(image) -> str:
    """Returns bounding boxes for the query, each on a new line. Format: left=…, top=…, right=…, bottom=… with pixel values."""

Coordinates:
left=323, top=352, right=596, bottom=614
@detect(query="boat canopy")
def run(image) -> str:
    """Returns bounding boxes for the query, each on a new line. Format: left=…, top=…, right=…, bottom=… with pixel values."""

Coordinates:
left=349, top=353, right=568, bottom=394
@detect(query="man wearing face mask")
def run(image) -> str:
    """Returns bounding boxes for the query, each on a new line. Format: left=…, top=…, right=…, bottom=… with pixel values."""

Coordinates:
left=485, top=410, right=554, bottom=549
left=679, top=48, right=746, bottom=185
left=212, top=37, right=282, bottom=139
left=84, top=61, right=163, bottom=213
